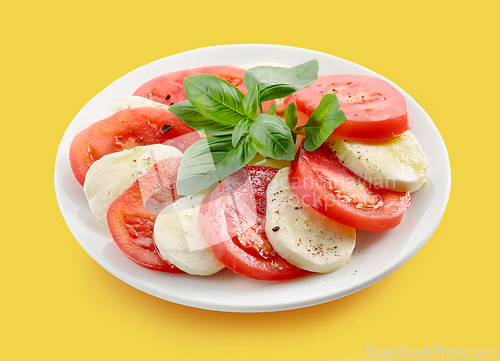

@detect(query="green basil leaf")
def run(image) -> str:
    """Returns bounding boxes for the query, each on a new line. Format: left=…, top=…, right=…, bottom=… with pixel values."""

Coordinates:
left=268, top=102, right=276, bottom=115
left=284, top=102, right=298, bottom=131
left=232, top=119, right=252, bottom=148
left=168, top=100, right=235, bottom=135
left=250, top=114, right=295, bottom=161
left=176, top=134, right=257, bottom=195
left=242, top=84, right=260, bottom=120
left=243, top=60, right=319, bottom=102
left=184, top=74, right=246, bottom=125
left=284, top=102, right=298, bottom=142
left=259, top=83, right=298, bottom=102
left=297, top=94, right=346, bottom=152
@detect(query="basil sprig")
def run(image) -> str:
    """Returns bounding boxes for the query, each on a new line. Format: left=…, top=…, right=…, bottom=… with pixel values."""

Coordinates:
left=169, top=61, right=346, bottom=195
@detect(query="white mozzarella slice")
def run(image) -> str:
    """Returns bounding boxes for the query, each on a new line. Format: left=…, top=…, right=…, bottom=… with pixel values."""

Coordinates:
left=154, top=193, right=225, bottom=276
left=83, top=145, right=181, bottom=222
left=265, top=168, right=356, bottom=273
left=326, top=131, right=429, bottom=193
left=111, top=96, right=168, bottom=113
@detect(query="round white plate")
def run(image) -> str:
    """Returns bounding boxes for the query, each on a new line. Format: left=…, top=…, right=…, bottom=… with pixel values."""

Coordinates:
left=54, top=44, right=451, bottom=312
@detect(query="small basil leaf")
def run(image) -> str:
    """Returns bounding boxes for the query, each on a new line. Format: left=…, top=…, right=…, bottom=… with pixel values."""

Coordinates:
left=250, top=114, right=295, bottom=161
left=232, top=119, right=252, bottom=148
left=268, top=102, right=276, bottom=115
left=169, top=100, right=235, bottom=135
left=243, top=60, right=319, bottom=102
left=242, top=84, right=260, bottom=120
left=297, top=94, right=346, bottom=152
left=259, top=83, right=298, bottom=102
left=284, top=102, right=298, bottom=130
left=176, top=134, right=257, bottom=196
left=184, top=74, right=246, bottom=125
left=284, top=102, right=298, bottom=142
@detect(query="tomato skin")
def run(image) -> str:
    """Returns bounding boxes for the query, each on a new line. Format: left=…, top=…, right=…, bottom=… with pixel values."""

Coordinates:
left=106, top=157, right=184, bottom=272
left=289, top=145, right=411, bottom=231
left=69, top=107, right=199, bottom=186
left=199, top=166, right=307, bottom=281
left=291, top=74, right=411, bottom=140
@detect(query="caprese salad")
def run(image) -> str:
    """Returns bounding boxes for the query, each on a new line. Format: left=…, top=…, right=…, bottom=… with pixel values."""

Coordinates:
left=69, top=61, right=428, bottom=281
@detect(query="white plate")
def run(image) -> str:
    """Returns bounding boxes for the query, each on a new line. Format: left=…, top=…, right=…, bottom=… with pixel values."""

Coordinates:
left=54, top=44, right=451, bottom=312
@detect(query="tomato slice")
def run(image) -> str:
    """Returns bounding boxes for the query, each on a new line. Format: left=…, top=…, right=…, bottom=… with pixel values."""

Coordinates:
left=199, top=166, right=307, bottom=281
left=69, top=107, right=199, bottom=186
left=133, top=66, right=247, bottom=106
left=133, top=65, right=275, bottom=114
left=289, top=145, right=411, bottom=231
left=106, top=157, right=184, bottom=272
left=291, top=74, right=411, bottom=140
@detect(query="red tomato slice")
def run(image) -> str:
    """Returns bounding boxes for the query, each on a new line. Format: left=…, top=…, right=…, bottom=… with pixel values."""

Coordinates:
left=199, top=166, right=307, bottom=281
left=291, top=74, right=411, bottom=140
left=289, top=145, right=411, bottom=231
left=133, top=66, right=247, bottom=106
left=133, top=65, right=275, bottom=113
left=106, top=157, right=184, bottom=272
left=69, top=107, right=199, bottom=186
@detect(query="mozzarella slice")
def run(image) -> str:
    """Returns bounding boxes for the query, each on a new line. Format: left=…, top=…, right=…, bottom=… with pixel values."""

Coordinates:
left=265, top=168, right=356, bottom=273
left=111, top=96, right=169, bottom=113
left=84, top=145, right=181, bottom=222
left=154, top=193, right=225, bottom=276
left=326, top=131, right=429, bottom=193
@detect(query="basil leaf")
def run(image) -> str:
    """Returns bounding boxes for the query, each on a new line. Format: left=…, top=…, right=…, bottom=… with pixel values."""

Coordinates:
left=169, top=100, right=235, bottom=135
left=268, top=102, right=276, bottom=115
left=232, top=119, right=252, bottom=148
left=184, top=74, right=246, bottom=125
left=297, top=94, right=346, bottom=152
left=250, top=114, right=295, bottom=161
left=284, top=102, right=298, bottom=141
left=243, top=60, right=319, bottom=102
left=284, top=102, right=298, bottom=130
left=176, top=134, right=257, bottom=195
left=243, top=84, right=260, bottom=120
left=259, top=84, right=298, bottom=102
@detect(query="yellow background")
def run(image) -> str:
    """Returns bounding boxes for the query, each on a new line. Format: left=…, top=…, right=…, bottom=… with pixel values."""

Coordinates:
left=2, top=0, right=498, bottom=360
